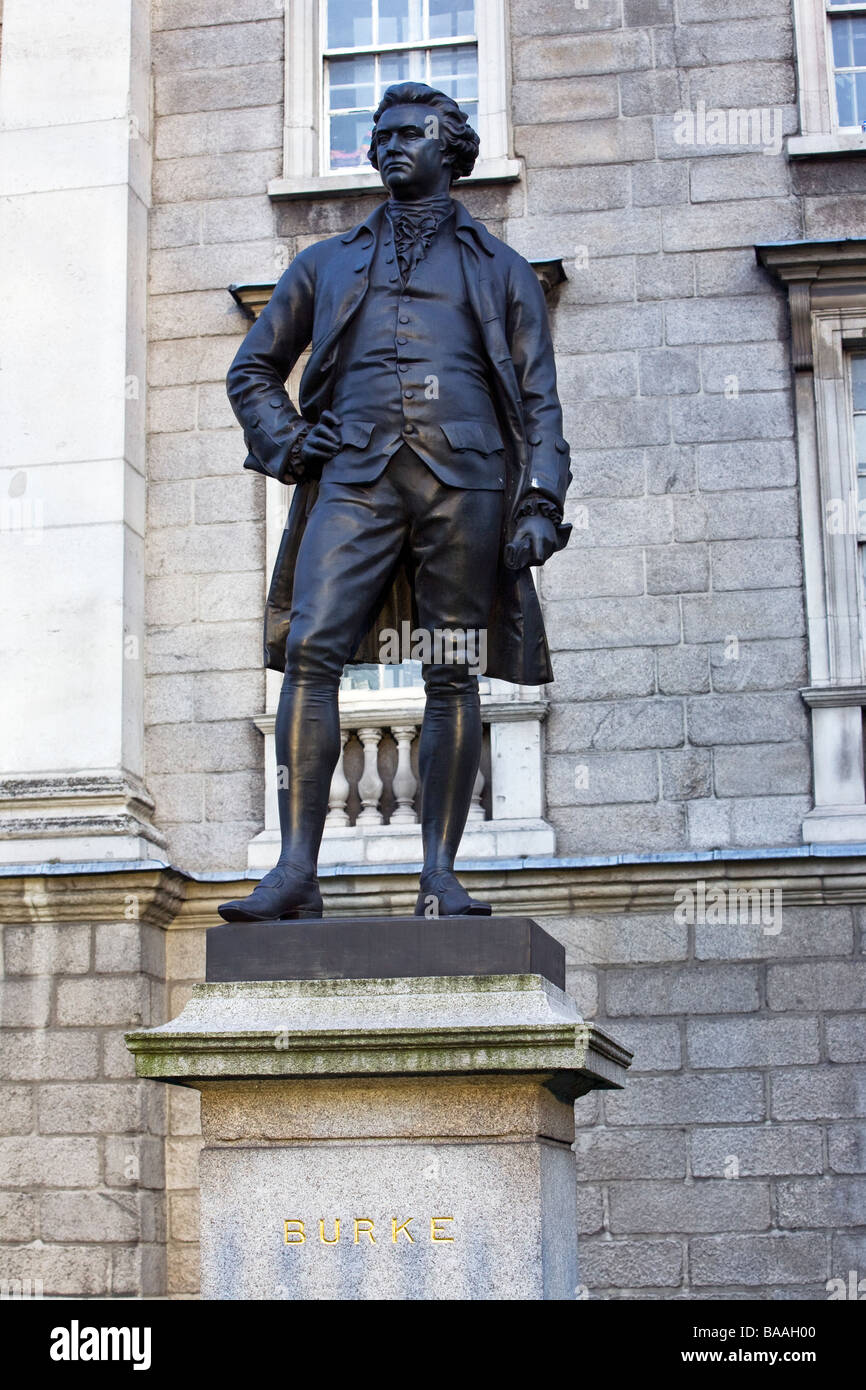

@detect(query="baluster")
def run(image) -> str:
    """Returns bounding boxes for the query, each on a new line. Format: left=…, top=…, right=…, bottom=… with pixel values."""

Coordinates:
left=390, top=724, right=418, bottom=823
left=326, top=730, right=351, bottom=825
left=467, top=764, right=485, bottom=822
left=356, top=726, right=384, bottom=824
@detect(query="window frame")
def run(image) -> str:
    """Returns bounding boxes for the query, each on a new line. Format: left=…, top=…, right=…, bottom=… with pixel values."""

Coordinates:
left=270, top=0, right=519, bottom=201
left=758, top=239, right=866, bottom=842
left=813, top=308, right=866, bottom=681
left=790, top=0, right=866, bottom=155
left=320, top=6, right=480, bottom=180
left=827, top=2, right=866, bottom=130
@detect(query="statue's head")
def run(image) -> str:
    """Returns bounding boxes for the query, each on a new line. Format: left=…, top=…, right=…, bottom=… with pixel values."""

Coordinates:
left=367, top=82, right=480, bottom=198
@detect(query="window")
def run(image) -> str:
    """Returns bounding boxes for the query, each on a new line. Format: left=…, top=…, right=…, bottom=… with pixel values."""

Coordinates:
left=273, top=0, right=517, bottom=199
left=341, top=662, right=423, bottom=691
left=324, top=0, right=478, bottom=173
left=790, top=0, right=866, bottom=153
left=851, top=356, right=866, bottom=633
left=758, top=240, right=866, bottom=842
left=829, top=2, right=866, bottom=129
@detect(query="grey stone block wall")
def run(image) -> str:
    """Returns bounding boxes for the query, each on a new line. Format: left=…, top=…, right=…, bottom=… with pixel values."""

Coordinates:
left=514, top=0, right=812, bottom=859
left=0, top=905, right=168, bottom=1298
left=162, top=924, right=206, bottom=1297
left=146, top=1, right=281, bottom=873
left=134, top=1, right=866, bottom=1306
left=142, top=0, right=831, bottom=869
left=557, top=902, right=866, bottom=1299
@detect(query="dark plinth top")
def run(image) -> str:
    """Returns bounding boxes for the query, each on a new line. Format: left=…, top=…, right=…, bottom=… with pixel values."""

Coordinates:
left=205, top=916, right=565, bottom=990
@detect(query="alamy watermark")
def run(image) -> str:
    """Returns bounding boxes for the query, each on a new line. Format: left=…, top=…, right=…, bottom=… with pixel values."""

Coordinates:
left=826, top=1268, right=866, bottom=1299
left=1, top=1277, right=43, bottom=1299
left=50, top=1322, right=152, bottom=1370
left=674, top=879, right=782, bottom=935
left=378, top=621, right=487, bottom=676
left=672, top=101, right=783, bottom=156
left=825, top=491, right=866, bottom=535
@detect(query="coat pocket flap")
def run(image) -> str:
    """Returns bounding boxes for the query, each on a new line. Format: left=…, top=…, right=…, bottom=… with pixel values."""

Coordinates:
left=440, top=420, right=504, bottom=453
left=340, top=420, right=376, bottom=449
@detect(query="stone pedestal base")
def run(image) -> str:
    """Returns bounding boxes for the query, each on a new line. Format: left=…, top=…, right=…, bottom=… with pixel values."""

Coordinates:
left=200, top=1072, right=579, bottom=1300
left=128, top=962, right=631, bottom=1301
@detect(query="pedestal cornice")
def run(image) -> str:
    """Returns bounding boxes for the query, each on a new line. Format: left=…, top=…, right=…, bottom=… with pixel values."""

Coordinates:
left=126, top=974, right=632, bottom=1101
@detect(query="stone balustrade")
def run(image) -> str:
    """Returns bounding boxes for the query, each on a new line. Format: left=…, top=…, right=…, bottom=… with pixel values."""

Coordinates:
left=248, top=689, right=556, bottom=868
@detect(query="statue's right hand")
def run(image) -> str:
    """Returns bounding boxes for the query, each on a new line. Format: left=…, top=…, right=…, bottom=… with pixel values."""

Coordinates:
left=300, top=411, right=342, bottom=470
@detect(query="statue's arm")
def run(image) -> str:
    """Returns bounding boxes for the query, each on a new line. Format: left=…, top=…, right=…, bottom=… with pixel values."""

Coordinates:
left=505, top=256, right=572, bottom=539
left=226, top=251, right=317, bottom=483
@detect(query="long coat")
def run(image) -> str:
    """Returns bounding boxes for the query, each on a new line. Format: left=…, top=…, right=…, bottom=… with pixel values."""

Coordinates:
left=226, top=198, right=572, bottom=685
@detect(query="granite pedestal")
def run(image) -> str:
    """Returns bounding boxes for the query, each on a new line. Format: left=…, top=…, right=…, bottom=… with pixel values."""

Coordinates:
left=126, top=917, right=632, bottom=1301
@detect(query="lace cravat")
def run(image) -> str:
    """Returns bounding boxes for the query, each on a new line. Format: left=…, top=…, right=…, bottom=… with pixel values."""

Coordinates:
left=386, top=194, right=455, bottom=281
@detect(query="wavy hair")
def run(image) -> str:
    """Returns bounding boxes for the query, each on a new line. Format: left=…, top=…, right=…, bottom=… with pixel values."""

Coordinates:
left=367, top=82, right=480, bottom=183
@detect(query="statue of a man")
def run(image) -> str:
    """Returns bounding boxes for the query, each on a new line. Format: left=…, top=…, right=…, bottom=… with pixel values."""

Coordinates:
left=218, top=82, right=571, bottom=923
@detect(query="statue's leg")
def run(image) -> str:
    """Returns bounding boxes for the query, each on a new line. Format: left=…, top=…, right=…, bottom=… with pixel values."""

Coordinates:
left=391, top=449, right=504, bottom=917
left=218, top=472, right=408, bottom=922
left=415, top=665, right=490, bottom=916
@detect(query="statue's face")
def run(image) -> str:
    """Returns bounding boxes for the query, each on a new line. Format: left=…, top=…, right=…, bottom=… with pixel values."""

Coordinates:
left=371, top=103, right=451, bottom=199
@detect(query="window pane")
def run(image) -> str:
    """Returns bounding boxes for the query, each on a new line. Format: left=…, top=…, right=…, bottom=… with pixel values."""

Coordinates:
left=429, top=0, right=475, bottom=39
left=340, top=662, right=423, bottom=690
left=836, top=71, right=857, bottom=126
left=330, top=110, right=374, bottom=167
left=853, top=16, right=866, bottom=67
left=856, top=413, right=866, bottom=468
left=379, top=51, right=412, bottom=86
left=328, top=55, right=375, bottom=110
left=378, top=0, right=423, bottom=46
left=430, top=44, right=478, bottom=101
left=833, top=17, right=853, bottom=68
left=327, top=0, right=373, bottom=49
left=852, top=355, right=866, bottom=411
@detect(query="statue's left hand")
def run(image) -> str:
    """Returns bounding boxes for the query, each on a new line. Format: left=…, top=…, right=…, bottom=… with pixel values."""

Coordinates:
left=504, top=514, right=558, bottom=570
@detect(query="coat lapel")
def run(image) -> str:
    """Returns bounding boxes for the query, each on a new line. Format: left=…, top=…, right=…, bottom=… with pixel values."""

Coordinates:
left=298, top=207, right=384, bottom=419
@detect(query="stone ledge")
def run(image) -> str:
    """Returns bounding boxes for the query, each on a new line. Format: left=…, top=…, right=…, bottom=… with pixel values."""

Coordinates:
left=266, top=158, right=521, bottom=201
left=5, top=846, right=866, bottom=928
left=787, top=133, right=866, bottom=159
left=174, top=851, right=866, bottom=926
left=126, top=974, right=632, bottom=1100
left=0, top=864, right=187, bottom=927
left=0, top=772, right=166, bottom=866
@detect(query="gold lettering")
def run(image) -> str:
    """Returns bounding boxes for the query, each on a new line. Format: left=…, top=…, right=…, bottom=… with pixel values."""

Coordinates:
left=354, top=1217, right=376, bottom=1244
left=430, top=1216, right=454, bottom=1242
left=319, top=1218, right=340, bottom=1244
left=391, top=1216, right=414, bottom=1243
left=284, top=1219, right=305, bottom=1244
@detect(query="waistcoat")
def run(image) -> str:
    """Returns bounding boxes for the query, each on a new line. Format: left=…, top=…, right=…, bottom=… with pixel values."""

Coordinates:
left=325, top=212, right=506, bottom=491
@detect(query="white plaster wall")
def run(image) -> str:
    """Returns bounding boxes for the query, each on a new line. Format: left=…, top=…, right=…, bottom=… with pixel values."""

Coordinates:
left=0, top=2, right=152, bottom=829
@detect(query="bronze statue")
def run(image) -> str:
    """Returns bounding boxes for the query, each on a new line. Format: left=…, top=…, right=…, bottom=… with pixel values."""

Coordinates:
left=218, top=83, right=571, bottom=923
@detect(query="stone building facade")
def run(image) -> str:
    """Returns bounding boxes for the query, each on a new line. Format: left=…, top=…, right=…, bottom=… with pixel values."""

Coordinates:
left=1, top=0, right=865, bottom=1298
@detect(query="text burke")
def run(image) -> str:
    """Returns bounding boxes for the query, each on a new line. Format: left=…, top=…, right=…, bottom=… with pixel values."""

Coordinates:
left=284, top=1217, right=455, bottom=1245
